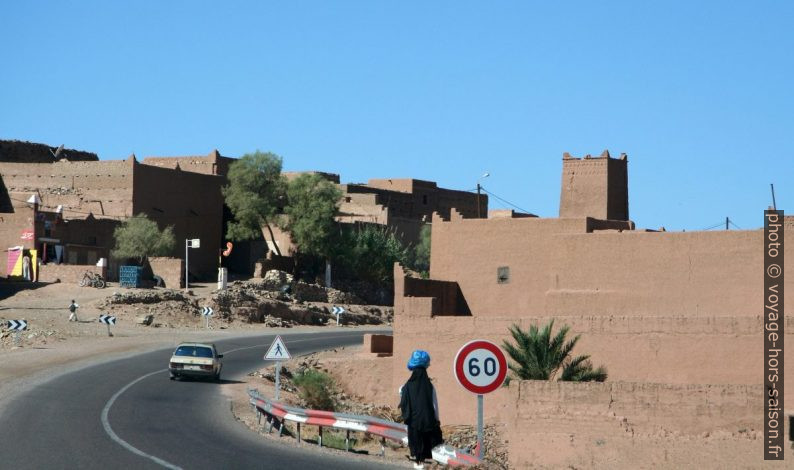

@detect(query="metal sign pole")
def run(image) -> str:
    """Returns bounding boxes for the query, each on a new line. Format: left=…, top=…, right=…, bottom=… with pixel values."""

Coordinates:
left=477, top=394, right=484, bottom=458
left=206, top=315, right=210, bottom=329
left=14, top=331, right=20, bottom=347
left=106, top=323, right=112, bottom=337
left=274, top=361, right=281, bottom=401
left=185, top=239, right=189, bottom=293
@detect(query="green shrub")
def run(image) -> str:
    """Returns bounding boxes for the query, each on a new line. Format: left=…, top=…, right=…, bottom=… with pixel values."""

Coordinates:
left=293, top=369, right=336, bottom=411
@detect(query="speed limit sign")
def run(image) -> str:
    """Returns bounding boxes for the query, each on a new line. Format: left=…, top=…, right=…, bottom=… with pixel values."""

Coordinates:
left=454, top=339, right=507, bottom=395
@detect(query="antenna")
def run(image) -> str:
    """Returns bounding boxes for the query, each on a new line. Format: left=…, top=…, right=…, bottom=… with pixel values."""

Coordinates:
left=49, top=144, right=64, bottom=160
left=770, top=184, right=777, bottom=210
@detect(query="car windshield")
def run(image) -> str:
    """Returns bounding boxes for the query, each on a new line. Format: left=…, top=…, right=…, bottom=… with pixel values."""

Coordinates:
left=174, top=346, right=214, bottom=358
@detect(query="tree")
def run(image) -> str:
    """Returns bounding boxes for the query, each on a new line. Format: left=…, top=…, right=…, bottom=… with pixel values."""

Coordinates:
left=502, top=319, right=607, bottom=382
left=338, top=224, right=409, bottom=283
left=222, top=151, right=287, bottom=255
left=282, top=173, right=342, bottom=261
left=112, top=214, right=175, bottom=265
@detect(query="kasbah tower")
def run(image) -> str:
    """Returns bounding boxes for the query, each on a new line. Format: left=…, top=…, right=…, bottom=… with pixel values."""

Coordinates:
left=377, top=149, right=794, bottom=468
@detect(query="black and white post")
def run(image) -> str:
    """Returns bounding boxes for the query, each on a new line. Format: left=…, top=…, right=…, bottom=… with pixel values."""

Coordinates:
left=99, top=314, right=116, bottom=337
left=331, top=306, right=345, bottom=326
left=201, top=306, right=214, bottom=329
left=8, top=319, right=28, bottom=346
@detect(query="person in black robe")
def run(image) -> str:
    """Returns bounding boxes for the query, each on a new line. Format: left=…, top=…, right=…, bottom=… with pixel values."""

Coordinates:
left=399, top=350, right=443, bottom=469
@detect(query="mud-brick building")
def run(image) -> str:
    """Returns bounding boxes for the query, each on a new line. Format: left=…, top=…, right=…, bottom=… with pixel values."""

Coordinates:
left=387, top=150, right=794, bottom=467
left=268, top=176, right=488, bottom=256
left=0, top=141, right=225, bottom=282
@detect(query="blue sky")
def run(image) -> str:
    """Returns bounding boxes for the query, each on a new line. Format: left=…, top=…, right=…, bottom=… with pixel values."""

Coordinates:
left=2, top=1, right=792, bottom=230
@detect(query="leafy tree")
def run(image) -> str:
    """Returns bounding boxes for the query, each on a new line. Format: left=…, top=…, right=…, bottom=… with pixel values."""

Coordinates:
left=338, top=224, right=409, bottom=283
left=112, top=214, right=175, bottom=265
left=503, top=320, right=607, bottom=382
left=282, top=173, right=342, bottom=261
left=222, top=151, right=287, bottom=255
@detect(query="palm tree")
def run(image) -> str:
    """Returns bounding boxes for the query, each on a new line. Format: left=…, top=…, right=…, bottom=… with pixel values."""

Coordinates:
left=502, top=320, right=607, bottom=382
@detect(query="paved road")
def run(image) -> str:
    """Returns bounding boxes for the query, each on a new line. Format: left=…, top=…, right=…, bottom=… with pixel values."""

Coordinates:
left=0, top=330, right=402, bottom=469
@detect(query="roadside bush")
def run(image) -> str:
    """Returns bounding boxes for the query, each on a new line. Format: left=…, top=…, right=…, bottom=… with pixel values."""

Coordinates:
left=293, top=369, right=336, bottom=411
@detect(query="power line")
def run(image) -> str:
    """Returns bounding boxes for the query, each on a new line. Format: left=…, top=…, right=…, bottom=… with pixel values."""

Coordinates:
left=479, top=186, right=533, bottom=215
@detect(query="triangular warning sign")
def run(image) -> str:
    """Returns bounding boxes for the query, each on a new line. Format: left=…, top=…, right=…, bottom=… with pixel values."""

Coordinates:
left=264, top=335, right=291, bottom=360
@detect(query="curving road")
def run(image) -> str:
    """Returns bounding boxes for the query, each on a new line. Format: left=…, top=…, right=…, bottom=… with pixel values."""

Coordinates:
left=0, top=330, right=403, bottom=469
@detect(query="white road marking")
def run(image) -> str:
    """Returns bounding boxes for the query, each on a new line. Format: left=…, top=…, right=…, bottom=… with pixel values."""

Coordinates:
left=100, top=333, right=364, bottom=468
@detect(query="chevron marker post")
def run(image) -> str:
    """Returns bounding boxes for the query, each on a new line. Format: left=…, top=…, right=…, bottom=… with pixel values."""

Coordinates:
left=98, top=314, right=116, bottom=337
left=331, top=306, right=345, bottom=325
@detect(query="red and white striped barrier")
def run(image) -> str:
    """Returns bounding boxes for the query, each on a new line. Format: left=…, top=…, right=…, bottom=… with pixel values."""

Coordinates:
left=248, top=388, right=481, bottom=467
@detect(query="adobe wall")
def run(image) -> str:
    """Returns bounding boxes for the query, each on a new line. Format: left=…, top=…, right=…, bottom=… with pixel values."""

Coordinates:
left=143, top=150, right=235, bottom=177
left=0, top=140, right=98, bottom=163
left=430, top=215, right=793, bottom=318
left=393, top=312, right=794, bottom=424
left=502, top=380, right=782, bottom=468
left=148, top=257, right=184, bottom=289
left=132, top=163, right=224, bottom=278
left=0, top=160, right=134, bottom=219
left=38, top=264, right=106, bottom=284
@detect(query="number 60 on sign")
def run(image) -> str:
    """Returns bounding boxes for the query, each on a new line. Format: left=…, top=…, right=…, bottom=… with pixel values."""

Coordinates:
left=453, top=339, right=507, bottom=395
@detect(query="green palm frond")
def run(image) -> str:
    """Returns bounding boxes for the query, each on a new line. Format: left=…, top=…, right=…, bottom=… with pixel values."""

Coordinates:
left=503, top=320, right=608, bottom=383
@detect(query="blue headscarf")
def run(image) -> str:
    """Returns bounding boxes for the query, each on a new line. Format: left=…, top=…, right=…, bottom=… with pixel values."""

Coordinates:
left=407, top=350, right=430, bottom=370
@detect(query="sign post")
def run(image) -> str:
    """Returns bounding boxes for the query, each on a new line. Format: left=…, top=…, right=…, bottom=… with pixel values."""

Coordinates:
left=99, top=314, right=116, bottom=337
left=331, top=306, right=345, bottom=325
left=201, top=306, right=214, bottom=329
left=453, top=339, right=507, bottom=458
left=8, top=320, right=28, bottom=346
left=265, top=335, right=291, bottom=401
left=185, top=238, right=200, bottom=293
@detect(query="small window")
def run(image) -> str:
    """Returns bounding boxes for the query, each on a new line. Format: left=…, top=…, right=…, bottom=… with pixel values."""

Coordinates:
left=422, top=195, right=428, bottom=205
left=497, top=266, right=510, bottom=284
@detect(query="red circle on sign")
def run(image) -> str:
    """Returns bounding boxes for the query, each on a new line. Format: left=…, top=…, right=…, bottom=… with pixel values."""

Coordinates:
left=453, top=340, right=507, bottom=394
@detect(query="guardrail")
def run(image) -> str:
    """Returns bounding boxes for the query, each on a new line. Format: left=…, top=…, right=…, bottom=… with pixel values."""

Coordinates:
left=248, top=388, right=481, bottom=467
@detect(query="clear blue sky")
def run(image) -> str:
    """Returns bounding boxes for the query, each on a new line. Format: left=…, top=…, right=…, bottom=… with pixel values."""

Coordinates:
left=2, top=1, right=792, bottom=230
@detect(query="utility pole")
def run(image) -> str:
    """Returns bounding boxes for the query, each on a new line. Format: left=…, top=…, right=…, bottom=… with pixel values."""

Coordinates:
left=726, top=217, right=729, bottom=230
left=477, top=183, right=481, bottom=218
left=476, top=172, right=489, bottom=218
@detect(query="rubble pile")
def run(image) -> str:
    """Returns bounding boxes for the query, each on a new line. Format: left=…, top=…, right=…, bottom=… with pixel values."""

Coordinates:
left=206, top=271, right=391, bottom=326
left=442, top=424, right=509, bottom=469
left=102, top=290, right=192, bottom=305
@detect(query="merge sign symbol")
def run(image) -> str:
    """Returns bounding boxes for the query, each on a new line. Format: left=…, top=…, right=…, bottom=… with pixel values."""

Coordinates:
left=264, top=335, right=291, bottom=360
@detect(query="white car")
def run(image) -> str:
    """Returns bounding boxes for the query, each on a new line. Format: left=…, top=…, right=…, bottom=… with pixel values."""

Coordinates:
left=169, top=342, right=223, bottom=382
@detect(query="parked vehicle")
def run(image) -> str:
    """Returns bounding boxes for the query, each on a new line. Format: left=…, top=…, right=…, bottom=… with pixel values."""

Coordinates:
left=169, top=342, right=223, bottom=382
left=79, top=271, right=106, bottom=288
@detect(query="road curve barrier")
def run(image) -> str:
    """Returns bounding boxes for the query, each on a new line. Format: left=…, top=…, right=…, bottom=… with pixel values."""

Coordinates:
left=247, top=388, right=481, bottom=467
